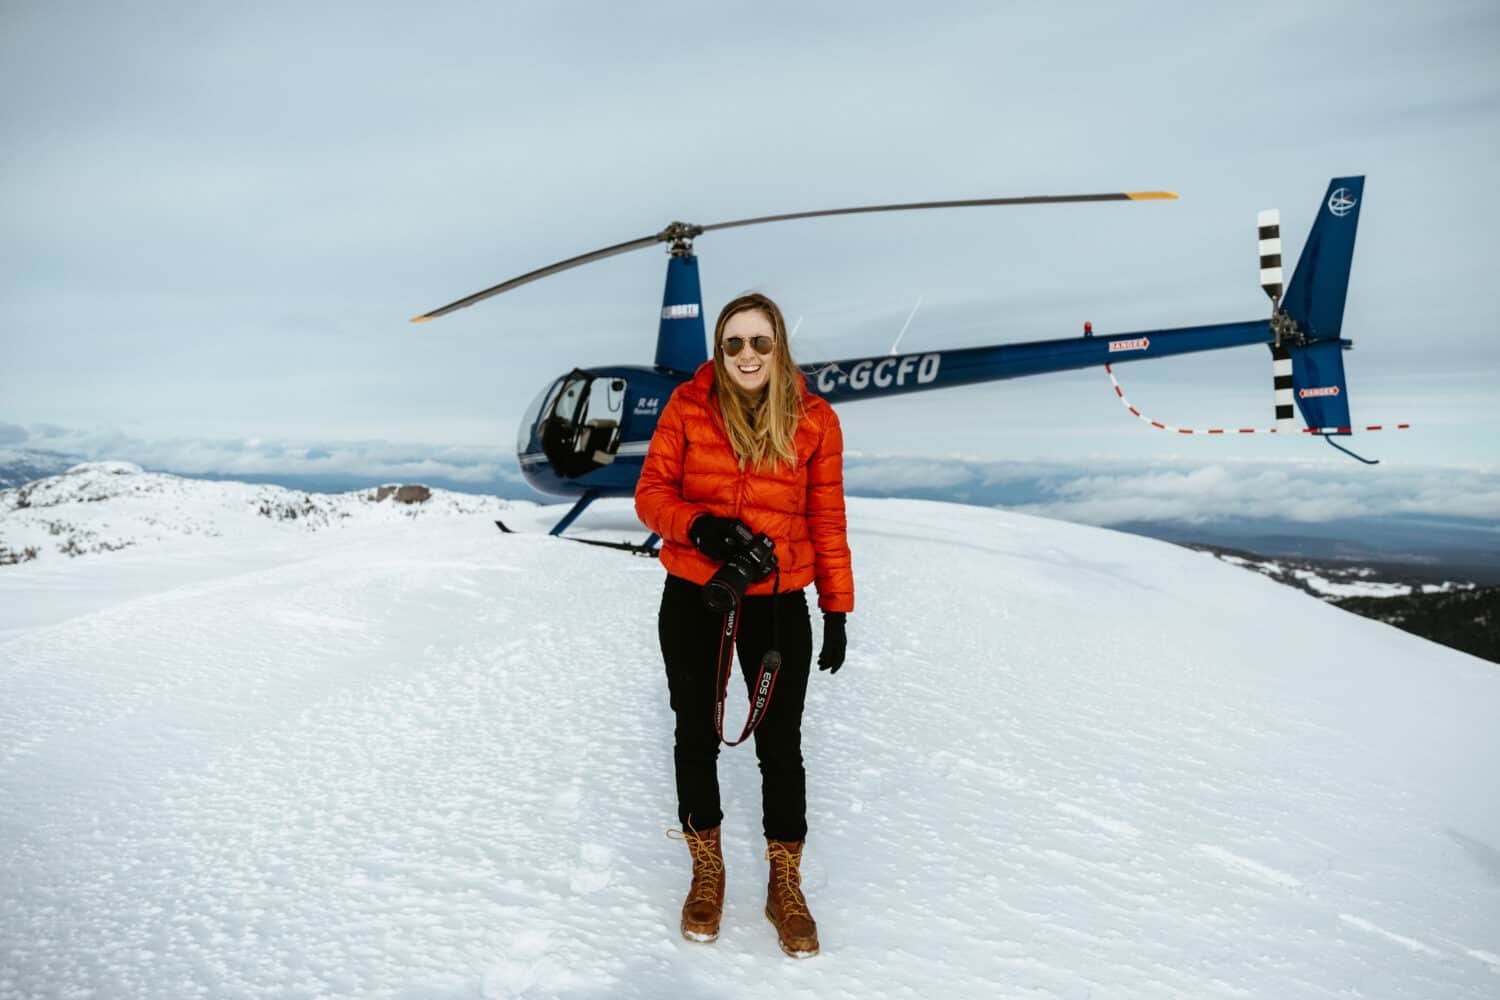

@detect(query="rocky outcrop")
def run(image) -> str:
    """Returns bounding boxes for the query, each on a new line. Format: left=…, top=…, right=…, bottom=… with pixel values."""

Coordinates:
left=370, top=484, right=432, bottom=504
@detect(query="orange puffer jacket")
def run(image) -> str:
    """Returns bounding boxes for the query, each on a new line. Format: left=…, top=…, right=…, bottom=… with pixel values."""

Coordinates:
left=635, top=362, right=854, bottom=613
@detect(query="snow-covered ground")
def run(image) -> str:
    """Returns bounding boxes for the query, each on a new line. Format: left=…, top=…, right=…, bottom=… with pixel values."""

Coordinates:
left=1290, top=569, right=1412, bottom=600
left=2, top=468, right=1498, bottom=998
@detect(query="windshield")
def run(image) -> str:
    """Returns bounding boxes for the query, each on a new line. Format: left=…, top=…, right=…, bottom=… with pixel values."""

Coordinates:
left=516, top=376, right=565, bottom=453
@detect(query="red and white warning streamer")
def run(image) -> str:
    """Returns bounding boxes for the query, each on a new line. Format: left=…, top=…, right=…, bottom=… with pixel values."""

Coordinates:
left=1104, top=364, right=1411, bottom=435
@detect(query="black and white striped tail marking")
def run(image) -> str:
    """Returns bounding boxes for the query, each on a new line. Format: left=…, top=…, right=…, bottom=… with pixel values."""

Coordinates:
left=1258, top=208, right=1283, bottom=304
left=1272, top=343, right=1296, bottom=431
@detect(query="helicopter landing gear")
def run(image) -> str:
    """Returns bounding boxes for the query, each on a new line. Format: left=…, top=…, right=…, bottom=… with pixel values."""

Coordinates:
left=549, top=489, right=599, bottom=536
left=548, top=491, right=661, bottom=555
left=493, top=490, right=661, bottom=557
left=567, top=534, right=660, bottom=557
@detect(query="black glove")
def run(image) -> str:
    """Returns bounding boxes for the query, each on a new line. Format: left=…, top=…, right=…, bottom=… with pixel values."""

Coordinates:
left=689, top=514, right=754, bottom=562
left=818, top=611, right=847, bottom=673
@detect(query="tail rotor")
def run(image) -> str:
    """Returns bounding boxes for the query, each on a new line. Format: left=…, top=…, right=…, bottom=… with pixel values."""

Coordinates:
left=1257, top=208, right=1284, bottom=308
left=1258, top=208, right=1297, bottom=432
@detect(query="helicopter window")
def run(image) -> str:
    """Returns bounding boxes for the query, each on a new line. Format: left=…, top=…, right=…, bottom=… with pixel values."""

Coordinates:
left=537, top=372, right=628, bottom=477
left=577, top=377, right=624, bottom=463
left=554, top=378, right=587, bottom=423
left=518, top=375, right=566, bottom=454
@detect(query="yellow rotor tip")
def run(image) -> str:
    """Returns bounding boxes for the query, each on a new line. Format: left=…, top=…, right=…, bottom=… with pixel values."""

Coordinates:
left=1127, top=191, right=1179, bottom=200
left=410, top=315, right=432, bottom=323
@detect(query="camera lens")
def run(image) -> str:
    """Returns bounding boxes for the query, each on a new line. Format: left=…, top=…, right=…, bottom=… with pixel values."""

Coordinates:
left=699, top=531, right=778, bottom=612
left=702, top=579, right=739, bottom=612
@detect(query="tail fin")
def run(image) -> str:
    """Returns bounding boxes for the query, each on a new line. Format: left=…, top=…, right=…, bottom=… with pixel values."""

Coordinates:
left=1286, top=338, right=1352, bottom=432
left=1278, top=177, right=1364, bottom=433
left=1282, top=176, right=1364, bottom=340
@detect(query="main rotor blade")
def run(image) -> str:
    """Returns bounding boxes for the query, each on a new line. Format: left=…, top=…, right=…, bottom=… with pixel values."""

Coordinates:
left=411, top=232, right=663, bottom=322
left=701, top=190, right=1177, bottom=234
left=410, top=189, right=1177, bottom=322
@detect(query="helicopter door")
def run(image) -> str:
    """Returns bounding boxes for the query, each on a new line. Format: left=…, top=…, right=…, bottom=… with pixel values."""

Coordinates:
left=538, top=370, right=627, bottom=479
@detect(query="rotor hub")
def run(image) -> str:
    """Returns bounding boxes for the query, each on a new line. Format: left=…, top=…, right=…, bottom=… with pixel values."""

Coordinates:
left=1270, top=309, right=1304, bottom=348
left=658, top=221, right=704, bottom=257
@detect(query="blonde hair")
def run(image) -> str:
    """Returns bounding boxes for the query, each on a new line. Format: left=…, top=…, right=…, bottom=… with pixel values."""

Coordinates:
left=711, top=292, right=804, bottom=470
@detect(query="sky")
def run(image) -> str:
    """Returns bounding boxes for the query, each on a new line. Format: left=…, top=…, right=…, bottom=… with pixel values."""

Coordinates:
left=2, top=0, right=1497, bottom=522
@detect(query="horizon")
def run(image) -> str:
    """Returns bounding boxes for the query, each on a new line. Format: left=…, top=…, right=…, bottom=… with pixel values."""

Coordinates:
left=6, top=446, right=1498, bottom=584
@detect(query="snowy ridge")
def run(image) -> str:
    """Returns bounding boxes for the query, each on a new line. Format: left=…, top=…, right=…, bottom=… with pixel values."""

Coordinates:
left=1, top=493, right=1497, bottom=998
left=1208, top=549, right=1477, bottom=600
left=0, top=462, right=517, bottom=564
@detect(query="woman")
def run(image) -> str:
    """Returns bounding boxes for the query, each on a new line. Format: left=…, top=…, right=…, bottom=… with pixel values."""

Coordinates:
left=635, top=292, right=854, bottom=958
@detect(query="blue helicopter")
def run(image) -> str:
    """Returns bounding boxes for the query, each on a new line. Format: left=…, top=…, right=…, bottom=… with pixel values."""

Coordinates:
left=413, top=178, right=1367, bottom=553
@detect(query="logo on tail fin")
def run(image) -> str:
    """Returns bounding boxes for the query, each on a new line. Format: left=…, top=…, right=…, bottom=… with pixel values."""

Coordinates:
left=1327, top=189, right=1357, bottom=217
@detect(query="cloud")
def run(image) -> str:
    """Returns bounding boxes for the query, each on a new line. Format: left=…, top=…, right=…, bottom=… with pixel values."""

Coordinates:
left=843, top=452, right=1500, bottom=526
left=1019, top=463, right=1500, bottom=524
left=0, top=421, right=28, bottom=445
left=11, top=422, right=1499, bottom=527
left=11, top=423, right=525, bottom=488
left=842, top=457, right=976, bottom=493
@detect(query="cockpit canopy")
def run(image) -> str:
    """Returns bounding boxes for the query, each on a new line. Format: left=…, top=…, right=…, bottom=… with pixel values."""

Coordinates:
left=518, top=369, right=626, bottom=479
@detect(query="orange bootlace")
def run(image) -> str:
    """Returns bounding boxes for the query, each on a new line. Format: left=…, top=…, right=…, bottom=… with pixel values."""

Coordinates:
left=765, top=841, right=811, bottom=920
left=668, top=828, right=724, bottom=904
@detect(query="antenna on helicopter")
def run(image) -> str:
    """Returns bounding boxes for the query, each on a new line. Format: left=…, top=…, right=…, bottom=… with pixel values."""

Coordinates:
left=890, top=295, right=924, bottom=355
left=410, top=190, right=1178, bottom=323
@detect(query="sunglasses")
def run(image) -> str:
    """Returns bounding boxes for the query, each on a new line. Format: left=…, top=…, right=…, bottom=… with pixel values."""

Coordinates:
left=721, top=335, right=775, bottom=356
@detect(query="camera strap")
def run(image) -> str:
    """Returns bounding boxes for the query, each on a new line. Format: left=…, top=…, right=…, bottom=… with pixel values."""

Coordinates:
left=712, top=568, right=782, bottom=748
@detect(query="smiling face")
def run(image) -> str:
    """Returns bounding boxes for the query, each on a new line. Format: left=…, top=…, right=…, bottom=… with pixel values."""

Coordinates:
left=719, top=308, right=775, bottom=395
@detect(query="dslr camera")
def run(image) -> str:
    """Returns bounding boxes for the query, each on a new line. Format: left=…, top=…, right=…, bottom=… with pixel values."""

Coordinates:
left=703, top=529, right=778, bottom=612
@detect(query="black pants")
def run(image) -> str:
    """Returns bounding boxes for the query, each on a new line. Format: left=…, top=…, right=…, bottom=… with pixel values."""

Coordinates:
left=658, top=573, right=814, bottom=842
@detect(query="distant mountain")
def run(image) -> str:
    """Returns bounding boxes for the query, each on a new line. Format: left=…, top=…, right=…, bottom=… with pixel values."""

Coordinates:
left=168, top=468, right=551, bottom=503
left=0, top=448, right=80, bottom=489
left=1115, top=514, right=1500, bottom=587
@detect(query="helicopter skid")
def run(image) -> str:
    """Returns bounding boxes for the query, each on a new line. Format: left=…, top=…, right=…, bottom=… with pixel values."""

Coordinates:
left=493, top=519, right=659, bottom=557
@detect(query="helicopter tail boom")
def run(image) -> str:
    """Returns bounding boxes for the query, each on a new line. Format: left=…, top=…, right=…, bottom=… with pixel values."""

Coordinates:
left=806, top=176, right=1367, bottom=436
left=801, top=320, right=1273, bottom=403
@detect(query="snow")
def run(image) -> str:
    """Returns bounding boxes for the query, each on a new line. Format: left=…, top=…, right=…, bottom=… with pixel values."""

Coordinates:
left=0, top=462, right=516, bottom=568
left=1421, top=582, right=1475, bottom=595
left=1207, top=552, right=1479, bottom=602
left=2, top=470, right=1498, bottom=999
left=1291, top=569, right=1413, bottom=599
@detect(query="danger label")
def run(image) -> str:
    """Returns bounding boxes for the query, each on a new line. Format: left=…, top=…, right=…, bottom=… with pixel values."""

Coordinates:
left=1298, top=386, right=1340, bottom=398
left=1108, top=338, right=1150, bottom=353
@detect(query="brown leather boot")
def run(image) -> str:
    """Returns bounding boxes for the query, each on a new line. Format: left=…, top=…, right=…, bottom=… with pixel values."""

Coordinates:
left=675, top=825, right=725, bottom=942
left=764, top=839, right=819, bottom=957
